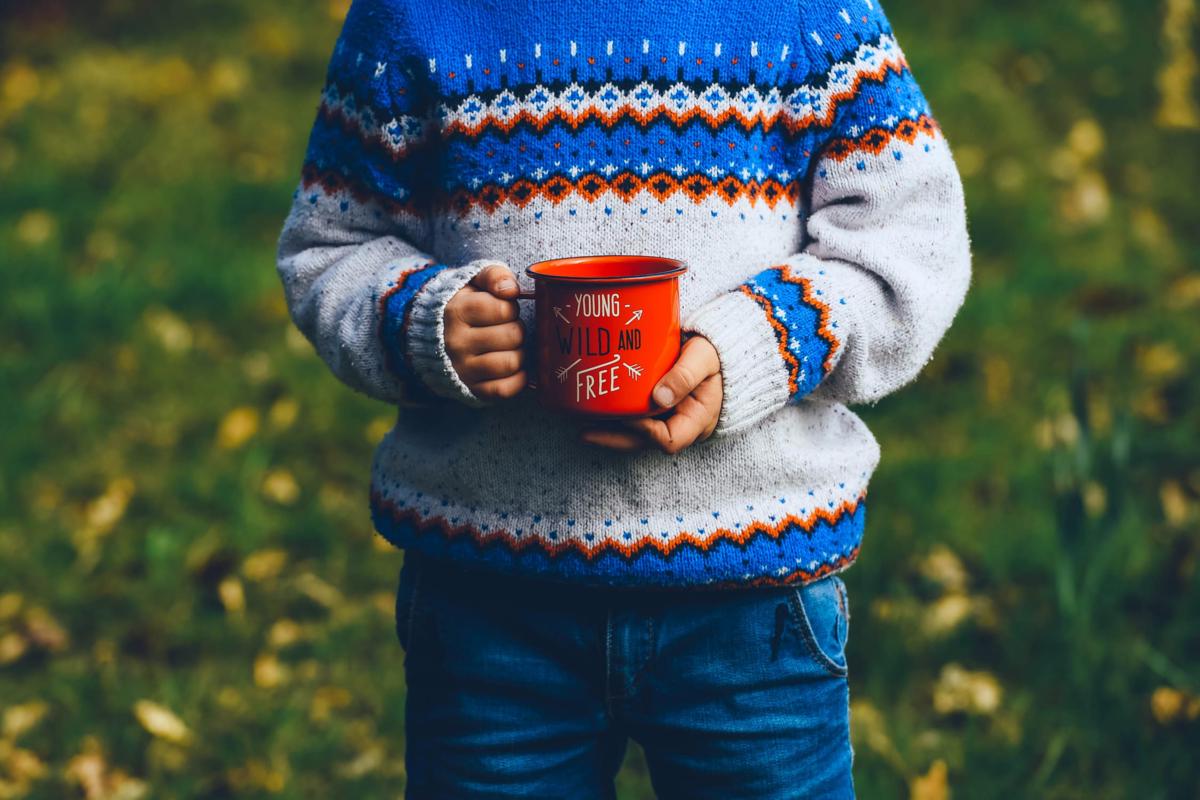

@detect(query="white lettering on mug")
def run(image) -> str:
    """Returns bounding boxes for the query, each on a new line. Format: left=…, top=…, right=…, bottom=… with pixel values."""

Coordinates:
left=576, top=353, right=622, bottom=402
left=574, top=292, right=622, bottom=318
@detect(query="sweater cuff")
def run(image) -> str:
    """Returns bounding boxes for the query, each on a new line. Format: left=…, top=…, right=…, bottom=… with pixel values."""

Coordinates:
left=404, top=259, right=503, bottom=407
left=681, top=289, right=792, bottom=436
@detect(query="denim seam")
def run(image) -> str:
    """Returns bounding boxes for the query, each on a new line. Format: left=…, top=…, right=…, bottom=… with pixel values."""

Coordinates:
left=604, top=606, right=616, bottom=719
left=785, top=583, right=849, bottom=678
left=631, top=614, right=655, bottom=691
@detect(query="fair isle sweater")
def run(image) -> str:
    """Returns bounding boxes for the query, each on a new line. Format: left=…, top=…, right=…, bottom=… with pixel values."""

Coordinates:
left=276, top=0, right=971, bottom=589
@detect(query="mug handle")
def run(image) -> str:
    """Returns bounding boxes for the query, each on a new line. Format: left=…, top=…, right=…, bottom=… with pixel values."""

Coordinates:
left=514, top=288, right=538, bottom=390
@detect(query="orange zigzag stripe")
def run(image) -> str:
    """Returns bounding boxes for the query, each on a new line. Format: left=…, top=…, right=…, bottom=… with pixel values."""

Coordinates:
left=372, top=490, right=866, bottom=563
left=439, top=56, right=909, bottom=139
left=778, top=263, right=841, bottom=375
left=301, top=163, right=799, bottom=217
left=741, top=264, right=841, bottom=395
left=452, top=172, right=799, bottom=214
left=826, top=114, right=941, bottom=161
left=700, top=546, right=861, bottom=590
left=740, top=285, right=803, bottom=396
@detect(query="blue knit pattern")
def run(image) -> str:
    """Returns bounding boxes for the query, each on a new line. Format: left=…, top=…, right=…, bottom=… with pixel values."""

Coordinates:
left=300, top=0, right=940, bottom=220
left=372, top=491, right=866, bottom=589
left=740, top=265, right=842, bottom=400
left=378, top=262, right=452, bottom=388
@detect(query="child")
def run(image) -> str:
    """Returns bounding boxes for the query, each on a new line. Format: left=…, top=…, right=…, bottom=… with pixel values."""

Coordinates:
left=277, top=0, right=970, bottom=796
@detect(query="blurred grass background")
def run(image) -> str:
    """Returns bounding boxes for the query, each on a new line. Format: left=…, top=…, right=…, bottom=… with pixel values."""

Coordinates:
left=1, top=0, right=1198, bottom=797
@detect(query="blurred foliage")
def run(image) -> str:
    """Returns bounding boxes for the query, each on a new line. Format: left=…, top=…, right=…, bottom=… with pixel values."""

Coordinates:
left=1, top=0, right=1198, bottom=797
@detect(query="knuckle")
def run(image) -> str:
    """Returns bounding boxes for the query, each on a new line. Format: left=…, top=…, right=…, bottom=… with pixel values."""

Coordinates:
left=673, top=365, right=698, bottom=389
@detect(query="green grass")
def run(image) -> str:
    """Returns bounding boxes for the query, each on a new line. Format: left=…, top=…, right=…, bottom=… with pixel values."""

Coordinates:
left=2, top=0, right=1198, bottom=797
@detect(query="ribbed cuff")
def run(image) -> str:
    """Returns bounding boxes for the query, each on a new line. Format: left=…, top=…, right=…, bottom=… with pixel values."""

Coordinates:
left=405, top=259, right=504, bottom=407
left=681, top=289, right=792, bottom=436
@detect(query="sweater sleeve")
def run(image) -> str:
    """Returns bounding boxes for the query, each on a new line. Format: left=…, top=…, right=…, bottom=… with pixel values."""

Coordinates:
left=681, top=0, right=971, bottom=436
left=275, top=1, right=495, bottom=407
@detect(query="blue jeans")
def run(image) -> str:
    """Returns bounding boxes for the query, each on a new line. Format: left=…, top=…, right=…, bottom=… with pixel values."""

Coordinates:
left=395, top=549, right=855, bottom=799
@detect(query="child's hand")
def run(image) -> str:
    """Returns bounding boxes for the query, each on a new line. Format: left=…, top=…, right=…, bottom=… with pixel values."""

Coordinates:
left=444, top=265, right=527, bottom=400
left=580, top=336, right=723, bottom=454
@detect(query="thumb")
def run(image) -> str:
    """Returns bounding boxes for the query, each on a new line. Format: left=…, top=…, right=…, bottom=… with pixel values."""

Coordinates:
left=651, top=336, right=721, bottom=409
left=469, top=263, right=519, bottom=298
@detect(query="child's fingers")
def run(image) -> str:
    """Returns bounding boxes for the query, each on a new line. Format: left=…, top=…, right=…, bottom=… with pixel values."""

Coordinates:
left=468, top=264, right=519, bottom=298
left=457, top=350, right=523, bottom=383
left=463, top=321, right=524, bottom=354
left=651, top=336, right=720, bottom=409
left=471, top=370, right=528, bottom=401
left=692, top=374, right=723, bottom=441
left=451, top=290, right=519, bottom=326
left=624, top=379, right=719, bottom=453
left=579, top=427, right=646, bottom=452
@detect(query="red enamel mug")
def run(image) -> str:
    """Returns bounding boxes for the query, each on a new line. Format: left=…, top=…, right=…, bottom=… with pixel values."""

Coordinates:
left=517, top=255, right=688, bottom=418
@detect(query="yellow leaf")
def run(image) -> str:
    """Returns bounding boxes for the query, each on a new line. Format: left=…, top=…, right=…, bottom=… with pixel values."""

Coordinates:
left=1066, top=118, right=1105, bottom=161
left=337, top=744, right=384, bottom=779
left=133, top=700, right=192, bottom=745
left=208, top=59, right=248, bottom=99
left=267, top=398, right=299, bottom=431
left=2, top=62, right=40, bottom=113
left=254, top=653, right=289, bottom=689
left=243, top=549, right=288, bottom=582
left=1136, top=342, right=1185, bottom=380
left=933, top=664, right=1003, bottom=716
left=0, top=593, right=22, bottom=621
left=24, top=606, right=69, bottom=652
left=849, top=700, right=907, bottom=774
left=3, top=701, right=49, bottom=740
left=921, top=594, right=973, bottom=637
left=5, top=746, right=48, bottom=783
left=267, top=619, right=304, bottom=649
left=295, top=573, right=342, bottom=609
left=261, top=469, right=300, bottom=505
left=217, top=407, right=259, bottom=450
left=1160, top=481, right=1192, bottom=527
left=365, top=415, right=395, bottom=443
left=218, top=577, right=245, bottom=615
left=15, top=210, right=56, bottom=246
left=226, top=758, right=287, bottom=793
left=310, top=686, right=353, bottom=722
left=910, top=759, right=950, bottom=800
left=64, top=738, right=149, bottom=800
left=919, top=545, right=968, bottom=593
left=84, top=478, right=135, bottom=536
left=1083, top=481, right=1107, bottom=518
left=143, top=307, right=193, bottom=353
left=0, top=632, right=27, bottom=665
left=1142, top=686, right=1190, bottom=724
left=1166, top=274, right=1200, bottom=309
left=1059, top=170, right=1110, bottom=226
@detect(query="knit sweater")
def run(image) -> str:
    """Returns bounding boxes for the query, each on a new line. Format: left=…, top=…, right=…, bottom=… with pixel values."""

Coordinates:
left=276, top=0, right=971, bottom=589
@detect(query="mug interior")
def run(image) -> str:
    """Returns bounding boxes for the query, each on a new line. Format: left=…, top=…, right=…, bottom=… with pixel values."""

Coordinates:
left=526, top=255, right=687, bottom=283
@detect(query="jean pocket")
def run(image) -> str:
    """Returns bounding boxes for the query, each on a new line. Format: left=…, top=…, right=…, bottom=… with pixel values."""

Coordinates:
left=394, top=551, right=424, bottom=654
left=785, top=574, right=850, bottom=677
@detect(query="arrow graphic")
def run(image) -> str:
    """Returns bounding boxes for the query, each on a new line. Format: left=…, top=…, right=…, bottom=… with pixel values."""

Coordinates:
left=554, top=358, right=582, bottom=382
left=553, top=306, right=572, bottom=324
left=624, top=309, right=643, bottom=325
